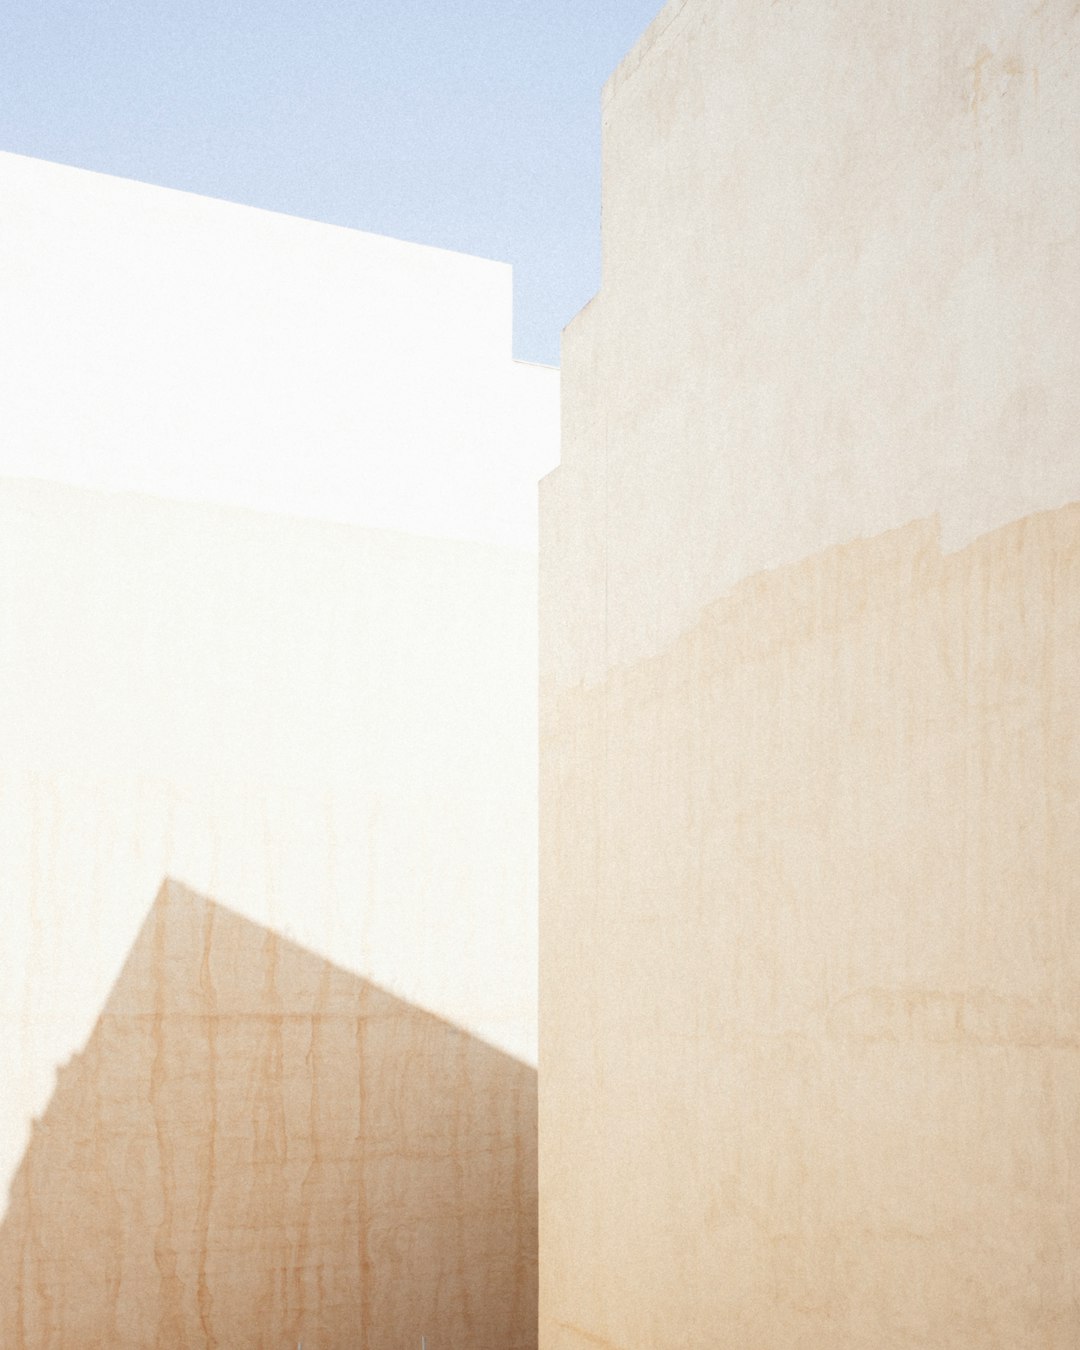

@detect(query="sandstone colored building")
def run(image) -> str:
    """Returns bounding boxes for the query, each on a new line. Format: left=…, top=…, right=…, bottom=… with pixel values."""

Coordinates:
left=0, top=152, right=557, bottom=1347
left=541, top=1, right=1080, bottom=1347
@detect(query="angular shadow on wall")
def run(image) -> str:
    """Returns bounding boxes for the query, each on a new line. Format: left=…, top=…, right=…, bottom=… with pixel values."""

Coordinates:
left=0, top=879, right=537, bottom=1350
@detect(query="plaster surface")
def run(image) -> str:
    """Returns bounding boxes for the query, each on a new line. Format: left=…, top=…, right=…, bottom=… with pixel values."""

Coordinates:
left=0, top=476, right=541, bottom=1235
left=540, top=0, right=1080, bottom=1344
left=1, top=157, right=555, bottom=1342
left=542, top=504, right=1080, bottom=1348
left=0, top=151, right=557, bottom=551
left=551, top=0, right=1080, bottom=686
left=0, top=881, right=536, bottom=1349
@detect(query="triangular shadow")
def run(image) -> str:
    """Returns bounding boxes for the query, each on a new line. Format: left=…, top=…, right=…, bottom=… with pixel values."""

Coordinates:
left=0, top=879, right=537, bottom=1348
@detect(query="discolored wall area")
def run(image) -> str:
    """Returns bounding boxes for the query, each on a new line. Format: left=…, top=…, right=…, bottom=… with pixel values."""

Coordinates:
left=540, top=1, right=1080, bottom=1346
left=0, top=881, right=537, bottom=1349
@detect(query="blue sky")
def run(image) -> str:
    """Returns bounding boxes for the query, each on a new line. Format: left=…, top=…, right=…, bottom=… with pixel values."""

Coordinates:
left=0, top=0, right=664, bottom=365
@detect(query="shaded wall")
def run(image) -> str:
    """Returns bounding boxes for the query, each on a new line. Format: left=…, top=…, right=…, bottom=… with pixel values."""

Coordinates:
left=542, top=507, right=1080, bottom=1347
left=0, top=881, right=537, bottom=1349
left=540, top=1, right=1080, bottom=1346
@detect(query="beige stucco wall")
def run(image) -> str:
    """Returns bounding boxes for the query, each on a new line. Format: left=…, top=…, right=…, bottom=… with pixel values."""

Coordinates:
left=549, top=0, right=1080, bottom=689
left=540, top=1, right=1080, bottom=1346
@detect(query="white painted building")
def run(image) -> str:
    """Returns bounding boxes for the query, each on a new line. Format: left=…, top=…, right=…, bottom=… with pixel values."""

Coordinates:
left=0, top=151, right=558, bottom=1269
left=0, top=150, right=556, bottom=549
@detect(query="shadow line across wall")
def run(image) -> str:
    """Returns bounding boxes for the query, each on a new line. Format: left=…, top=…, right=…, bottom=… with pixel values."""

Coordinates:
left=0, top=878, right=537, bottom=1349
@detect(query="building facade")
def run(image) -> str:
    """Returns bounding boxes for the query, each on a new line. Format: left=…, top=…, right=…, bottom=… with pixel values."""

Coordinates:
left=541, top=1, right=1080, bottom=1345
left=0, top=152, right=558, bottom=1348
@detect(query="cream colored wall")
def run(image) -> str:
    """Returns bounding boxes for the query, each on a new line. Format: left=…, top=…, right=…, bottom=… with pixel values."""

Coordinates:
left=549, top=0, right=1080, bottom=687
left=0, top=157, right=556, bottom=1346
left=541, top=1, right=1080, bottom=1346
left=0, top=477, right=542, bottom=1345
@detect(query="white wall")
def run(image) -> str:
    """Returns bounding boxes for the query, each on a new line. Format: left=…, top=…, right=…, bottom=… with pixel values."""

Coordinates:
left=0, top=150, right=557, bottom=550
left=0, top=154, right=557, bottom=1215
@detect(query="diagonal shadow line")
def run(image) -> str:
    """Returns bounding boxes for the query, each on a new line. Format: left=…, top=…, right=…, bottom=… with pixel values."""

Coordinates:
left=0, top=878, right=537, bottom=1350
